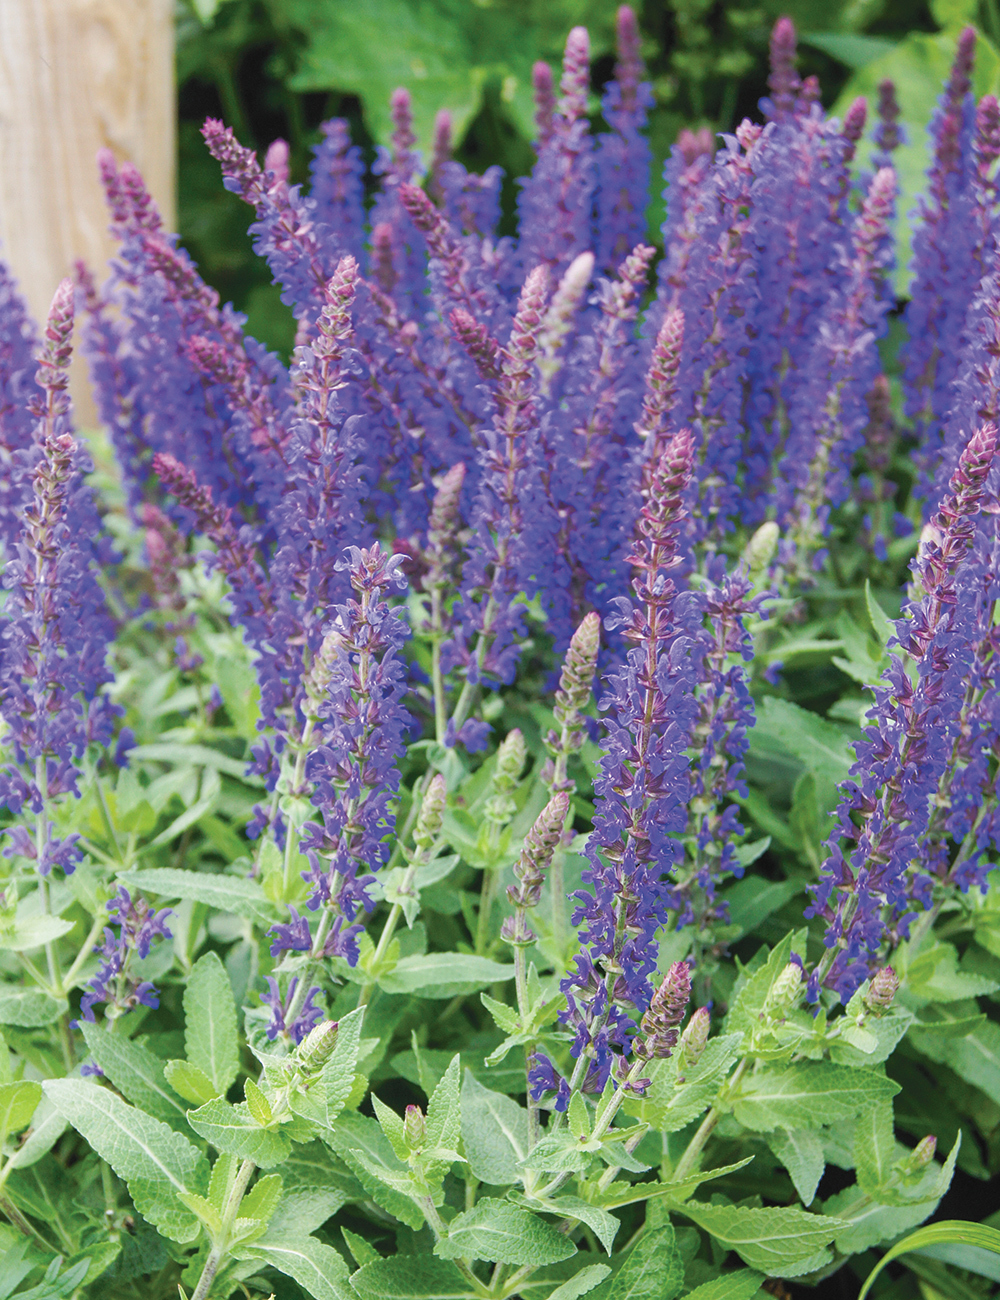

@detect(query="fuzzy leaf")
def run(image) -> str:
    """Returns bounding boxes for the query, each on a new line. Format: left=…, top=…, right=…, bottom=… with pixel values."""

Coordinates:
left=80, top=1022, right=187, bottom=1128
left=679, top=1271, right=765, bottom=1300
left=608, top=1225, right=684, bottom=1300
left=731, top=1063, right=899, bottom=1131
left=0, top=1081, right=41, bottom=1144
left=460, top=1070, right=529, bottom=1185
left=766, top=1128, right=825, bottom=1206
left=349, top=1255, right=477, bottom=1300
left=184, top=951, right=239, bottom=1097
left=853, top=1099, right=896, bottom=1198
left=43, top=1077, right=209, bottom=1243
left=187, top=1098, right=291, bottom=1168
left=329, top=1111, right=425, bottom=1231
left=0, top=987, right=67, bottom=1027
left=118, top=867, right=273, bottom=922
left=544, top=1265, right=613, bottom=1300
left=426, top=1053, right=461, bottom=1155
left=240, top=1235, right=351, bottom=1300
left=377, top=953, right=514, bottom=998
left=676, top=1202, right=839, bottom=1277
left=436, top=1198, right=576, bottom=1265
left=164, top=1059, right=218, bottom=1107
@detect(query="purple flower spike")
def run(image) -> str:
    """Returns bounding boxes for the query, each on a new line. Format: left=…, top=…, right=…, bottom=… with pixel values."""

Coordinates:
left=79, top=888, right=172, bottom=1023
left=261, top=975, right=324, bottom=1044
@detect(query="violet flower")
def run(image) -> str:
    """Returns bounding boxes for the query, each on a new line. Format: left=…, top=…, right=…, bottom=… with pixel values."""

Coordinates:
left=79, top=888, right=173, bottom=1023
left=595, top=7, right=653, bottom=274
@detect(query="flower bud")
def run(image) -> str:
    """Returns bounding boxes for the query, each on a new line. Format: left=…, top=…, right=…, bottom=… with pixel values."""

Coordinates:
left=297, top=1019, right=339, bottom=1069
left=404, top=1103, right=426, bottom=1152
left=414, top=774, right=446, bottom=852
left=864, top=965, right=899, bottom=1014
left=763, top=962, right=802, bottom=1021
left=495, top=730, right=527, bottom=790
left=636, top=962, right=691, bottom=1059
left=744, top=521, right=779, bottom=576
left=906, top=1135, right=937, bottom=1171
left=508, top=791, right=570, bottom=910
left=679, top=1006, right=710, bottom=1070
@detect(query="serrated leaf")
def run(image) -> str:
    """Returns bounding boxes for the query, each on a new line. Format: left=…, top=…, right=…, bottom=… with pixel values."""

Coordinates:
left=607, top=1157, right=756, bottom=1208
left=241, top=1172, right=283, bottom=1225
left=329, top=1111, right=425, bottom=1230
left=372, top=1094, right=409, bottom=1162
left=184, top=951, right=239, bottom=1097
left=608, top=1225, right=684, bottom=1300
left=2, top=1096, right=66, bottom=1171
left=766, top=1128, right=825, bottom=1206
left=164, top=1059, right=218, bottom=1107
left=912, top=1017, right=1000, bottom=1100
left=266, top=1187, right=347, bottom=1238
left=545, top=1265, right=613, bottom=1300
left=239, top=1235, right=350, bottom=1300
left=625, top=1035, right=742, bottom=1131
left=349, top=1254, right=477, bottom=1300
left=436, top=1198, right=576, bottom=1265
left=43, top=1077, right=209, bottom=1242
left=118, top=867, right=273, bottom=922
left=481, top=991, right=520, bottom=1033
left=0, top=1080, right=41, bottom=1144
left=731, top=1063, right=899, bottom=1131
left=676, top=1201, right=838, bottom=1277
left=680, top=1270, right=765, bottom=1300
left=79, top=1022, right=187, bottom=1127
left=426, top=1053, right=461, bottom=1154
left=245, top=1077, right=273, bottom=1127
left=377, top=953, right=514, bottom=998
left=342, top=1226, right=380, bottom=1268
left=460, top=1070, right=529, bottom=1185
left=854, top=1099, right=896, bottom=1198
left=549, top=1196, right=619, bottom=1255
left=187, top=1098, right=291, bottom=1167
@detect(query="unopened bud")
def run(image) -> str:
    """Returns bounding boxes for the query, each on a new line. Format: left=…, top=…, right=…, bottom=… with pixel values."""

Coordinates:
left=414, top=774, right=446, bottom=852
left=508, top=791, right=570, bottom=910
left=495, top=730, right=527, bottom=789
left=636, top=962, right=691, bottom=1060
left=404, top=1103, right=426, bottom=1151
left=297, top=1019, right=339, bottom=1068
left=679, top=1006, right=710, bottom=1070
left=763, top=962, right=802, bottom=1021
left=744, top=521, right=779, bottom=576
left=864, top=966, right=899, bottom=1013
left=908, top=1135, right=937, bottom=1169
left=553, top=613, right=601, bottom=731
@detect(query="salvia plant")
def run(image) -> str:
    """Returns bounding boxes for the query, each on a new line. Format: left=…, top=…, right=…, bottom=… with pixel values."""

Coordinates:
left=2, top=11, right=1000, bottom=1300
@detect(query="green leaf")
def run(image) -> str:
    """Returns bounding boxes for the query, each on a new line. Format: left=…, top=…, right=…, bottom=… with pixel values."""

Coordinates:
left=79, top=1022, right=187, bottom=1127
left=187, top=1097, right=291, bottom=1168
left=2, top=1096, right=66, bottom=1171
left=731, top=1063, right=899, bottom=1131
left=544, top=1265, right=613, bottom=1300
left=436, top=1198, right=576, bottom=1266
left=342, top=1226, right=381, bottom=1268
left=349, top=1254, right=478, bottom=1300
left=766, top=1128, right=825, bottom=1206
left=460, top=1070, right=529, bottom=1185
left=164, top=1059, right=219, bottom=1107
left=911, top=1018, right=1000, bottom=1099
left=608, top=1225, right=684, bottom=1300
left=906, top=941, right=1000, bottom=1003
left=0, top=1080, right=41, bottom=1144
left=549, top=1196, right=619, bottom=1255
left=0, top=916, right=74, bottom=952
left=377, top=953, right=514, bottom=998
left=129, top=741, right=258, bottom=781
left=606, top=1158, right=756, bottom=1208
left=679, top=1271, right=765, bottom=1300
left=753, top=699, right=854, bottom=814
left=626, top=1035, right=742, bottom=1131
left=43, top=1077, right=209, bottom=1242
left=372, top=1094, right=408, bottom=1162
left=676, top=1202, right=839, bottom=1277
left=241, top=1172, right=283, bottom=1225
left=329, top=1111, right=425, bottom=1231
left=117, top=868, right=273, bottom=922
left=858, top=1222, right=1000, bottom=1300
left=800, top=31, right=896, bottom=68
left=0, top=987, right=67, bottom=1027
left=184, top=951, right=239, bottom=1097
left=865, top=582, right=897, bottom=649
left=854, top=1099, right=896, bottom=1199
left=426, top=1053, right=461, bottom=1155
left=240, top=1235, right=351, bottom=1300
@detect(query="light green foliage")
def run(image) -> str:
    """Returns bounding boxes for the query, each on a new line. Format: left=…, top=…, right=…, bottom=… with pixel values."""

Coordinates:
left=183, top=951, right=240, bottom=1096
left=606, top=1226, right=684, bottom=1300
left=437, top=1198, right=578, bottom=1265
left=460, top=1070, right=529, bottom=1185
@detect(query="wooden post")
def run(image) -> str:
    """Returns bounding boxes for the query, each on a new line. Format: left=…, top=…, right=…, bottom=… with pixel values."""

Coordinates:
left=0, top=0, right=175, bottom=423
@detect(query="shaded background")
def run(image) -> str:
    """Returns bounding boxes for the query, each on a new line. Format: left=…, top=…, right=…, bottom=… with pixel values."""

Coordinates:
left=177, top=0, right=989, bottom=357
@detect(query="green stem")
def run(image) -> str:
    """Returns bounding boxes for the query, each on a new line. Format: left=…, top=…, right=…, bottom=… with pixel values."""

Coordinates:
left=63, top=913, right=106, bottom=992
left=190, top=1157, right=257, bottom=1300
left=0, top=1192, right=61, bottom=1253
left=672, top=1055, right=750, bottom=1184
left=475, top=868, right=499, bottom=955
left=512, top=937, right=540, bottom=1152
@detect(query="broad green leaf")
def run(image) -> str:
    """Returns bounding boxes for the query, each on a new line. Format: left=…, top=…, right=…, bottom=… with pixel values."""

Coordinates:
left=800, top=32, right=896, bottom=67
left=2, top=1096, right=66, bottom=1170
left=608, top=1225, right=684, bottom=1300
left=906, top=942, right=1000, bottom=1003
left=0, top=916, right=74, bottom=952
left=0, top=987, right=67, bottom=1027
left=266, top=1187, right=347, bottom=1237
left=913, top=1018, right=1000, bottom=1099
left=329, top=1111, right=424, bottom=1230
left=129, top=741, right=257, bottom=781
left=676, top=1202, right=839, bottom=1277
left=0, top=1080, right=41, bottom=1144
left=349, top=1254, right=477, bottom=1300
left=164, top=1059, right=218, bottom=1107
left=426, top=1053, right=461, bottom=1154
left=731, top=1063, right=899, bottom=1131
left=239, top=1235, right=350, bottom=1300
left=372, top=1094, right=408, bottom=1162
left=827, top=1133, right=961, bottom=1255
left=460, top=1070, right=529, bottom=1185
left=43, top=1077, right=209, bottom=1242
left=726, top=932, right=802, bottom=1038
left=118, top=868, right=273, bottom=922
left=607, top=1157, right=756, bottom=1208
left=184, top=951, right=239, bottom=1096
left=241, top=1172, right=283, bottom=1226
left=680, top=1271, right=765, bottom=1300
left=289, top=1008, right=365, bottom=1133
left=858, top=1222, right=1000, bottom=1300
left=342, top=1226, right=381, bottom=1268
left=377, top=952, right=514, bottom=998
left=753, top=699, right=854, bottom=814
left=854, top=1100, right=896, bottom=1198
left=436, top=1198, right=576, bottom=1266
left=766, top=1128, right=824, bottom=1206
left=626, top=1035, right=742, bottom=1131
left=187, top=1097, right=291, bottom=1167
left=545, top=1265, right=613, bottom=1300
left=549, top=1196, right=619, bottom=1255
left=80, top=1022, right=187, bottom=1127
left=828, top=1005, right=913, bottom=1066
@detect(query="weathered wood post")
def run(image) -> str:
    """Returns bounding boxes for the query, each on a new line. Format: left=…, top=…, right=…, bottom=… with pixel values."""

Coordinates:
left=0, top=0, right=175, bottom=421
